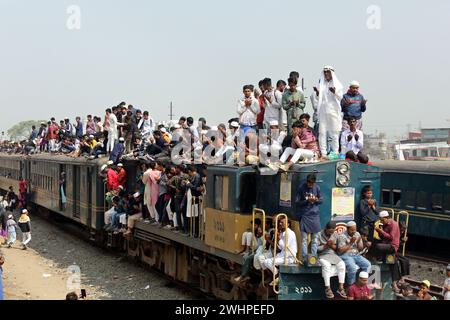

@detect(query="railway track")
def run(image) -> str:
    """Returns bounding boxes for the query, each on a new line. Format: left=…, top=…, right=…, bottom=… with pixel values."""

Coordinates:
left=407, top=253, right=450, bottom=266
left=33, top=208, right=211, bottom=300
left=404, top=278, right=444, bottom=300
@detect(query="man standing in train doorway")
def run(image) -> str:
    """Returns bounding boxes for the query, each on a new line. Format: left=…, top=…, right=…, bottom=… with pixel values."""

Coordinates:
left=311, top=66, right=344, bottom=159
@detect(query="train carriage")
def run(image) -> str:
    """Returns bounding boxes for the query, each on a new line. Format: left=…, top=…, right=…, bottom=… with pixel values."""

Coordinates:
left=374, top=160, right=450, bottom=241
left=0, top=152, right=399, bottom=300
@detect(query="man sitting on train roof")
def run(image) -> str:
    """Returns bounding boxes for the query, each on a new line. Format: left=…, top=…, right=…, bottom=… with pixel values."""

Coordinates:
left=336, top=221, right=371, bottom=286
left=296, top=174, right=322, bottom=264
left=258, top=120, right=286, bottom=167
left=259, top=215, right=297, bottom=286
left=275, top=121, right=316, bottom=171
left=340, top=117, right=368, bottom=164
left=317, top=221, right=348, bottom=299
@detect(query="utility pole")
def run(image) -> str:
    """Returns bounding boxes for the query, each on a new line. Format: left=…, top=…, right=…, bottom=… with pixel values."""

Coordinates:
left=168, top=102, right=174, bottom=121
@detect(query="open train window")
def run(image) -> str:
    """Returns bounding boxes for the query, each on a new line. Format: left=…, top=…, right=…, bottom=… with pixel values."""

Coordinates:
left=382, top=189, right=391, bottom=206
left=404, top=191, right=416, bottom=209
left=214, top=175, right=229, bottom=211
left=444, top=193, right=450, bottom=214
left=393, top=190, right=401, bottom=208
left=416, top=191, right=428, bottom=210
left=431, top=193, right=443, bottom=211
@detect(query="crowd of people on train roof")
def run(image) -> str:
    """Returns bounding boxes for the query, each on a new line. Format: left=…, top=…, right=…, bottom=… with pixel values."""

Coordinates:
left=0, top=66, right=370, bottom=169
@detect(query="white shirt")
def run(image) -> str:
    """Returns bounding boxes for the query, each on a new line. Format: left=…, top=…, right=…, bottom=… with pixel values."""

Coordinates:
left=237, top=96, right=259, bottom=126
left=340, top=129, right=364, bottom=154
left=277, top=228, right=298, bottom=259
left=139, top=118, right=154, bottom=138
left=263, top=90, right=282, bottom=124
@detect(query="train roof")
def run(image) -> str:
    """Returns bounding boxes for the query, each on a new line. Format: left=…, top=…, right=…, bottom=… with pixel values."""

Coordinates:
left=373, top=160, right=450, bottom=175
left=0, top=152, right=107, bottom=166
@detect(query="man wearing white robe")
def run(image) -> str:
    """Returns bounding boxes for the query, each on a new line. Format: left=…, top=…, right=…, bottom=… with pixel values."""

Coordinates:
left=107, top=107, right=124, bottom=153
left=311, top=66, right=344, bottom=157
left=261, top=217, right=298, bottom=276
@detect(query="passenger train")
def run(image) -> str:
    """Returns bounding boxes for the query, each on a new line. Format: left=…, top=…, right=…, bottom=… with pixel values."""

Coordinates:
left=0, top=153, right=421, bottom=300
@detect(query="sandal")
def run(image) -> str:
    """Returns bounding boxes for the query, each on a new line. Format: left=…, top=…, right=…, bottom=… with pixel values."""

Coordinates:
left=337, top=288, right=347, bottom=299
left=325, top=288, right=335, bottom=299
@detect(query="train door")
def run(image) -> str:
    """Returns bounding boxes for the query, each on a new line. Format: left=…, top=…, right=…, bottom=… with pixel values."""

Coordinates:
left=59, top=164, right=66, bottom=212
left=73, top=166, right=81, bottom=219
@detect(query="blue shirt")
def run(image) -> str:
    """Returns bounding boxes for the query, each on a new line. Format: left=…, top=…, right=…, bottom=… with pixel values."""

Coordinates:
left=296, top=183, right=323, bottom=233
left=341, top=92, right=366, bottom=120
left=75, top=121, right=83, bottom=138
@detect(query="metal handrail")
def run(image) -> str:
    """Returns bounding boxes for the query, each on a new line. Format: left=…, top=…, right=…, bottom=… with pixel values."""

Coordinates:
left=199, top=194, right=205, bottom=240
left=396, top=210, right=410, bottom=257
left=252, top=208, right=266, bottom=287
left=273, top=213, right=288, bottom=294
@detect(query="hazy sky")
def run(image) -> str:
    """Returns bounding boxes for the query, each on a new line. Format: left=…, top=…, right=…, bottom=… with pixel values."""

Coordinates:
left=1, top=0, right=449, bottom=139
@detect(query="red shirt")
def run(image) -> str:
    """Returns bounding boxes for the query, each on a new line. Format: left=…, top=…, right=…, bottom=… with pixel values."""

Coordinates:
left=378, top=219, right=400, bottom=252
left=117, top=168, right=127, bottom=188
left=348, top=284, right=372, bottom=300
left=256, top=96, right=265, bottom=124
left=107, top=169, right=119, bottom=191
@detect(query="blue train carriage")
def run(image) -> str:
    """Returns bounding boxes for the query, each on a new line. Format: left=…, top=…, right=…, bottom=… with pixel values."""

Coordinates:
left=256, top=160, right=394, bottom=300
left=374, top=160, right=450, bottom=241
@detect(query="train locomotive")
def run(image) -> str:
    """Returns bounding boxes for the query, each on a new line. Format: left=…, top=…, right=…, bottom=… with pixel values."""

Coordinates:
left=0, top=153, right=401, bottom=300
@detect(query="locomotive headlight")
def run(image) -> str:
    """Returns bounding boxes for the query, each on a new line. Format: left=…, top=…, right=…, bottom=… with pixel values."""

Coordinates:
left=337, top=163, right=350, bottom=175
left=336, top=161, right=351, bottom=187
left=337, top=175, right=349, bottom=187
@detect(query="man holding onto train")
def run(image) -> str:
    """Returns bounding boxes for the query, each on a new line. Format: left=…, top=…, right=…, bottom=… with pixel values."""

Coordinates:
left=337, top=221, right=371, bottom=286
left=260, top=215, right=297, bottom=285
left=296, top=174, right=322, bottom=264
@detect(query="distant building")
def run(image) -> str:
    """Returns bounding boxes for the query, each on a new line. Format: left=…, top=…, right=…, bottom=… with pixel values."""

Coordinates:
left=396, top=127, right=450, bottom=161
left=364, top=133, right=390, bottom=160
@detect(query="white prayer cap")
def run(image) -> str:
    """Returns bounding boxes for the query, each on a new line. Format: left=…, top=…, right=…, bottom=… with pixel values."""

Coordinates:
left=64, top=117, right=69, bottom=120
left=160, top=128, right=167, bottom=133
left=22, top=209, right=28, bottom=214
left=133, top=192, right=140, bottom=198
left=89, top=135, right=95, bottom=139
left=346, top=221, right=357, bottom=227
left=269, top=120, right=279, bottom=126
left=230, top=121, right=239, bottom=128
left=349, top=80, right=360, bottom=88
left=379, top=211, right=390, bottom=218
left=101, top=164, right=108, bottom=172
left=201, top=130, right=208, bottom=135
left=8, top=214, right=13, bottom=219
left=210, top=126, right=218, bottom=131
left=174, top=124, right=181, bottom=129
left=119, top=137, right=125, bottom=142
left=359, top=271, right=369, bottom=279
left=323, top=65, right=335, bottom=71
left=117, top=163, right=123, bottom=167
left=107, top=160, right=114, bottom=166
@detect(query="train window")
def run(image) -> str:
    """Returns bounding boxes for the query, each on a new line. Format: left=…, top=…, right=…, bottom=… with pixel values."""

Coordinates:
left=416, top=191, right=428, bottom=210
left=214, top=175, right=229, bottom=211
left=404, top=191, right=416, bottom=209
left=444, top=194, right=450, bottom=214
left=431, top=193, right=443, bottom=211
left=393, top=190, right=401, bottom=208
left=382, top=189, right=391, bottom=206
